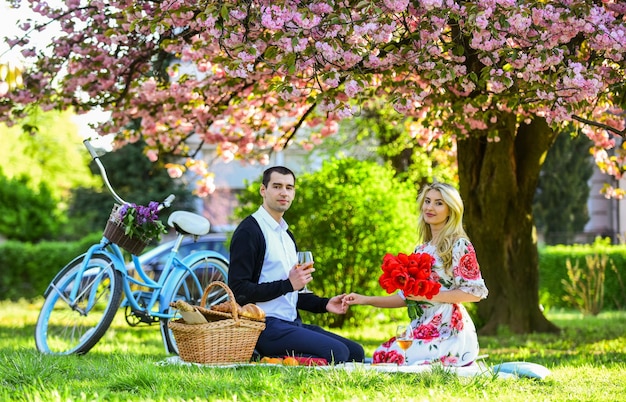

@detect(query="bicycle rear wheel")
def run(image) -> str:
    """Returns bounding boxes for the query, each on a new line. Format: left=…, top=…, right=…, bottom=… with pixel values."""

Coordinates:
left=35, top=253, right=123, bottom=355
left=161, top=255, right=229, bottom=354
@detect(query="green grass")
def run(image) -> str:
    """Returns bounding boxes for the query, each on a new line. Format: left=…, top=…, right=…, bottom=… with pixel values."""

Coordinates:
left=1, top=299, right=625, bottom=401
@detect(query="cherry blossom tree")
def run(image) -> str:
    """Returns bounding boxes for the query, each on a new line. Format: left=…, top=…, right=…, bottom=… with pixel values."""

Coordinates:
left=2, top=0, right=625, bottom=333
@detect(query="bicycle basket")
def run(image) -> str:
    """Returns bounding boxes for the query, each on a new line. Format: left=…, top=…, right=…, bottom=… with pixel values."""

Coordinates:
left=168, top=281, right=266, bottom=365
left=103, top=205, right=151, bottom=255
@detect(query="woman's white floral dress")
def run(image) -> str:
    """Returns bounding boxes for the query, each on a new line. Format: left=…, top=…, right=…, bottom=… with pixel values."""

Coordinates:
left=372, top=238, right=489, bottom=366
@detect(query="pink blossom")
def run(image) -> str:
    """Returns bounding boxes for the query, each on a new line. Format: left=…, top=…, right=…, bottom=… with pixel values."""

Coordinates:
left=320, top=120, right=339, bottom=137
left=382, top=0, right=409, bottom=13
left=343, top=80, right=361, bottom=98
left=421, top=0, right=444, bottom=11
left=309, top=3, right=333, bottom=15
left=166, top=164, right=184, bottom=179
left=0, top=0, right=623, bottom=199
left=146, top=149, right=159, bottom=162
left=195, top=177, right=216, bottom=197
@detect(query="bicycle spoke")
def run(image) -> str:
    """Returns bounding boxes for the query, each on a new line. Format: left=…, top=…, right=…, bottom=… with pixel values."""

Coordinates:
left=35, top=254, right=122, bottom=355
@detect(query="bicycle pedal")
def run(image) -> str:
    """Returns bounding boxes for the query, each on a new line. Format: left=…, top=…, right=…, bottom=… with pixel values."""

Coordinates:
left=127, top=308, right=158, bottom=325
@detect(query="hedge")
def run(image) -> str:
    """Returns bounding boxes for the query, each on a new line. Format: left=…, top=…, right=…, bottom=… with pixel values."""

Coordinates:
left=0, top=233, right=102, bottom=300
left=538, top=241, right=626, bottom=312
left=2, top=238, right=625, bottom=315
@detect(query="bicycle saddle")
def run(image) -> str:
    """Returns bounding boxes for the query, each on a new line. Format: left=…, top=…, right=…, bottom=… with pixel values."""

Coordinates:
left=167, top=211, right=211, bottom=236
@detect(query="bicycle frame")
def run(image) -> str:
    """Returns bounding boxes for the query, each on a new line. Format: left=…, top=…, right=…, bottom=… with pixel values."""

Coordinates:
left=45, top=233, right=228, bottom=322
left=122, top=235, right=228, bottom=320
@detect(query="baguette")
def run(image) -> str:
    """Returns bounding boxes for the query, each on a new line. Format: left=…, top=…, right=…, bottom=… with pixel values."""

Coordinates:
left=170, top=299, right=196, bottom=312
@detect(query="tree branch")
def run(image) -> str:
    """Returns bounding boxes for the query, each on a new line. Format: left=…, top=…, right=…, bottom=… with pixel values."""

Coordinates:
left=281, top=102, right=318, bottom=149
left=571, top=114, right=626, bottom=138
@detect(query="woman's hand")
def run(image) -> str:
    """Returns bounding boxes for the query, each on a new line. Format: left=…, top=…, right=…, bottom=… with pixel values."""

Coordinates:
left=342, top=293, right=367, bottom=307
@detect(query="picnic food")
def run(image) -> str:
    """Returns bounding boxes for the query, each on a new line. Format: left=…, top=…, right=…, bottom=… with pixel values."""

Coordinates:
left=260, top=357, right=283, bottom=364
left=259, top=356, right=301, bottom=366
left=170, top=299, right=196, bottom=312
left=282, top=356, right=300, bottom=366
left=241, top=303, right=265, bottom=320
left=169, top=300, right=209, bottom=324
left=210, top=301, right=243, bottom=314
left=209, top=301, right=265, bottom=320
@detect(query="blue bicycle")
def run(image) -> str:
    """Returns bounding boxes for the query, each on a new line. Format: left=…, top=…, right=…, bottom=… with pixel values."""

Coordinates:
left=34, top=140, right=229, bottom=355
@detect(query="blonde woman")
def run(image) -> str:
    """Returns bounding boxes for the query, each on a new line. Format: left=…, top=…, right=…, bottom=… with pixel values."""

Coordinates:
left=343, top=182, right=488, bottom=366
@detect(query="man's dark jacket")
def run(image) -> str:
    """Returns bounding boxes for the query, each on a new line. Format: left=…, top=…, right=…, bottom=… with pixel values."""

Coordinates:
left=228, top=215, right=329, bottom=314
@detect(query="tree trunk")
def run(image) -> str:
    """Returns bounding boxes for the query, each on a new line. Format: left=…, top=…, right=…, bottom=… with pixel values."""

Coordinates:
left=457, top=114, right=560, bottom=334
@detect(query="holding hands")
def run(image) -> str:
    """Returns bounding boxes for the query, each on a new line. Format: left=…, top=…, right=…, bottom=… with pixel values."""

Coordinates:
left=342, top=293, right=367, bottom=308
left=327, top=294, right=349, bottom=314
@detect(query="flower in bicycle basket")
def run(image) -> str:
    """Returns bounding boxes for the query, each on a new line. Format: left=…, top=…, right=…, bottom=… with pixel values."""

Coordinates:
left=115, top=202, right=167, bottom=242
left=378, top=252, right=441, bottom=320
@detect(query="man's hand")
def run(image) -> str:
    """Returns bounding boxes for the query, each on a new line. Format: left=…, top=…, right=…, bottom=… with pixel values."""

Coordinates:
left=288, top=261, right=314, bottom=291
left=327, top=294, right=348, bottom=314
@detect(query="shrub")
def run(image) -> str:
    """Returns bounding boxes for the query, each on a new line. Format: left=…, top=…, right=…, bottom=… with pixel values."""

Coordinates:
left=562, top=255, right=611, bottom=316
left=538, top=238, right=626, bottom=312
left=0, top=233, right=102, bottom=300
left=0, top=171, right=63, bottom=242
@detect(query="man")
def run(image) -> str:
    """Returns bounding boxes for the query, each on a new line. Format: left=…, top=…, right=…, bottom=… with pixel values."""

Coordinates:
left=228, top=166, right=364, bottom=363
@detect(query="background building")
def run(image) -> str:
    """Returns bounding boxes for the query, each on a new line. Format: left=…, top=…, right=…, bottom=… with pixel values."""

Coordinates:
left=585, top=167, right=625, bottom=243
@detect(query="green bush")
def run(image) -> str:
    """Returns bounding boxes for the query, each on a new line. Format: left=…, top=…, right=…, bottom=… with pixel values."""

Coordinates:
left=0, top=233, right=102, bottom=300
left=0, top=171, right=63, bottom=242
left=538, top=238, right=626, bottom=312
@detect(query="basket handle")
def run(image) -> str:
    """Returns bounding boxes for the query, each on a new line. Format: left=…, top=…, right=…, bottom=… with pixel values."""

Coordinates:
left=200, top=281, right=240, bottom=322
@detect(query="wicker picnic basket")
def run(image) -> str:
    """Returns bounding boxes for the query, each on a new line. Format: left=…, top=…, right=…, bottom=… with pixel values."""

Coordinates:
left=103, top=204, right=151, bottom=255
left=168, top=281, right=266, bottom=365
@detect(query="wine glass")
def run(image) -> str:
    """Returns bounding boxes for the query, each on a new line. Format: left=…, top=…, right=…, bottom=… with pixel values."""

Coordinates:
left=297, top=251, right=314, bottom=294
left=396, top=324, right=414, bottom=366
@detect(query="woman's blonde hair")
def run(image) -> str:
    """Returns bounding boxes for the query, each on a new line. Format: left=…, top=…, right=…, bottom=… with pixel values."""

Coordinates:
left=416, top=182, right=468, bottom=275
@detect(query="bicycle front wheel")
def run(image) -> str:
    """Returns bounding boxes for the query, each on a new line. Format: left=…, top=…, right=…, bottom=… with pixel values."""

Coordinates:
left=35, top=253, right=123, bottom=355
left=161, top=255, right=229, bottom=354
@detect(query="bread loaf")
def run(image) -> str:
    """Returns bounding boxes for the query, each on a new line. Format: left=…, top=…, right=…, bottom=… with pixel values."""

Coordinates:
left=210, top=301, right=243, bottom=315
left=241, top=303, right=266, bottom=320
left=170, top=299, right=196, bottom=312
left=209, top=301, right=265, bottom=320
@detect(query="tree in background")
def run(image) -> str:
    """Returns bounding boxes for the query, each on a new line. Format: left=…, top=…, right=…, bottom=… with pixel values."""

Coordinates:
left=0, top=108, right=98, bottom=204
left=314, top=102, right=458, bottom=187
left=235, top=158, right=419, bottom=328
left=66, top=141, right=197, bottom=240
left=0, top=108, right=97, bottom=242
left=3, top=1, right=625, bottom=334
left=533, top=131, right=594, bottom=245
left=0, top=170, right=61, bottom=242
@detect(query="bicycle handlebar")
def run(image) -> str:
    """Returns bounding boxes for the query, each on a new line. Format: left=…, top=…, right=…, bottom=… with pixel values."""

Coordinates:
left=161, top=194, right=175, bottom=211
left=83, top=139, right=175, bottom=209
left=83, top=139, right=99, bottom=159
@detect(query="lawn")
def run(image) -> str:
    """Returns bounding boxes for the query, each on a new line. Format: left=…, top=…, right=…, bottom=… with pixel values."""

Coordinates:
left=1, top=299, right=625, bottom=401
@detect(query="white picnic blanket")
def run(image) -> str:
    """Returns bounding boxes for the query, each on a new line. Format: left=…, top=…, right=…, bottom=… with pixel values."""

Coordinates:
left=156, top=356, right=542, bottom=379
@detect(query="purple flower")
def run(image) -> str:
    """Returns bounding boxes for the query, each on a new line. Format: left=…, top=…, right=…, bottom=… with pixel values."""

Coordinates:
left=114, top=201, right=167, bottom=241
